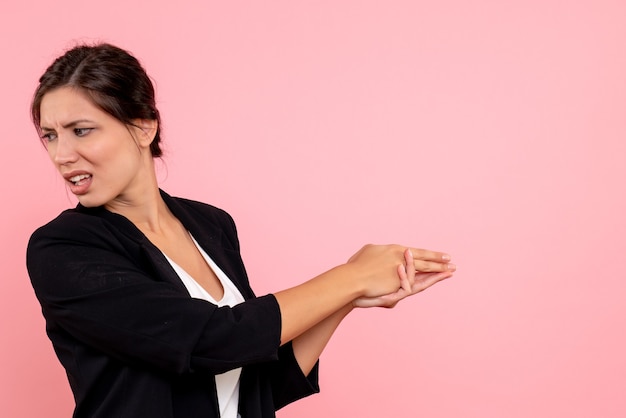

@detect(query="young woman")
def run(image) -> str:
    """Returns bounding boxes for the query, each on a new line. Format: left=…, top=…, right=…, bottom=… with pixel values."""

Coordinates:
left=27, top=43, right=455, bottom=418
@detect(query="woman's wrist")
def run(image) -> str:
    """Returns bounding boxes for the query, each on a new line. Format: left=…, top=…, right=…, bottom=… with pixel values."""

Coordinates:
left=333, top=262, right=369, bottom=299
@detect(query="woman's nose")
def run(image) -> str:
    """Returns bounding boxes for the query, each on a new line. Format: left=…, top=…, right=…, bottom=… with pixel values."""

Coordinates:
left=51, top=137, right=79, bottom=166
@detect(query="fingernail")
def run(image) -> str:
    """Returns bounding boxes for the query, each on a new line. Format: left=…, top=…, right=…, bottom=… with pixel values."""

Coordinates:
left=408, top=249, right=413, bottom=258
left=442, top=254, right=451, bottom=261
left=447, top=263, right=456, bottom=271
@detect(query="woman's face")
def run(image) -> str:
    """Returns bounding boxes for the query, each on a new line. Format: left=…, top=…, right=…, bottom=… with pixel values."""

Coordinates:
left=39, top=87, right=152, bottom=208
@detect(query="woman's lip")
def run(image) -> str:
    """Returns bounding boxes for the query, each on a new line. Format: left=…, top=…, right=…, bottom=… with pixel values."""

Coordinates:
left=68, top=175, right=92, bottom=195
left=62, top=170, right=92, bottom=181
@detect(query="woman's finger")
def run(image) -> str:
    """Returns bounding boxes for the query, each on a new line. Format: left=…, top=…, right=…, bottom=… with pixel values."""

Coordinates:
left=414, top=259, right=457, bottom=273
left=409, top=248, right=451, bottom=262
left=397, top=264, right=411, bottom=294
left=412, top=271, right=454, bottom=293
left=404, top=249, right=416, bottom=287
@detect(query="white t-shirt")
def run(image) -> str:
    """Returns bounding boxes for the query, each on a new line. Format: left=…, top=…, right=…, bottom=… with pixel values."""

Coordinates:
left=163, top=234, right=245, bottom=418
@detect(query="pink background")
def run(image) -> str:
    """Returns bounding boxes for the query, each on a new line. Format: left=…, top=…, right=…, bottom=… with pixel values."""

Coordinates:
left=2, top=1, right=625, bottom=417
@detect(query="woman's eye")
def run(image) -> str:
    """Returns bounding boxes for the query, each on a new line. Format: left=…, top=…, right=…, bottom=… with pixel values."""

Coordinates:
left=41, top=132, right=57, bottom=142
left=74, top=128, right=92, bottom=137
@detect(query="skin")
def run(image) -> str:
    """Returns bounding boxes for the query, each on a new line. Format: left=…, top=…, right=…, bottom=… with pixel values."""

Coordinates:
left=39, top=86, right=456, bottom=375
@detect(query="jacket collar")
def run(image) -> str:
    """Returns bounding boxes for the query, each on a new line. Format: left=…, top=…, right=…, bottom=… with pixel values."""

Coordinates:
left=74, top=190, right=246, bottom=297
left=74, top=189, right=222, bottom=243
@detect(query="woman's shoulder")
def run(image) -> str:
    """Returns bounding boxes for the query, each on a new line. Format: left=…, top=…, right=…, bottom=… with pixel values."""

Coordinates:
left=28, top=206, right=132, bottom=255
left=31, top=207, right=104, bottom=238
left=162, top=193, right=241, bottom=250
left=162, top=192, right=236, bottom=228
left=169, top=195, right=229, bottom=216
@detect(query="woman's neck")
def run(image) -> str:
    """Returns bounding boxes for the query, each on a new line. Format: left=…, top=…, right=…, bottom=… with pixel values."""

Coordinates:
left=103, top=160, right=174, bottom=234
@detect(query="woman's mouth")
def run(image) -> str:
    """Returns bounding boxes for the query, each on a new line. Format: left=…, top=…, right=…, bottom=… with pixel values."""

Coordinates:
left=69, top=174, right=92, bottom=185
left=66, top=173, right=93, bottom=195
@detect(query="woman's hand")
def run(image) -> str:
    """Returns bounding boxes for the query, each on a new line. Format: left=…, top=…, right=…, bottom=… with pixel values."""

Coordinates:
left=353, top=248, right=454, bottom=308
left=275, top=244, right=453, bottom=344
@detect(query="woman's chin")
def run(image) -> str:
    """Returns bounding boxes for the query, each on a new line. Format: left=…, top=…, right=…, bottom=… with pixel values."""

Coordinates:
left=75, top=194, right=106, bottom=208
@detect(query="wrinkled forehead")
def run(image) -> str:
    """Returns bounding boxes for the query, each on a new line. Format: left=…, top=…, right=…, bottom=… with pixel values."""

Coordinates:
left=39, top=87, right=102, bottom=130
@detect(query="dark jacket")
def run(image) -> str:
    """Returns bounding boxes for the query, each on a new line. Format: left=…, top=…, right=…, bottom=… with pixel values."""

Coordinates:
left=26, top=190, right=319, bottom=418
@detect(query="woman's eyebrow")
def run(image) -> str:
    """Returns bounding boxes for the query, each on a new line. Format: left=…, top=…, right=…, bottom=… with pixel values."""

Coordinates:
left=40, top=119, right=95, bottom=131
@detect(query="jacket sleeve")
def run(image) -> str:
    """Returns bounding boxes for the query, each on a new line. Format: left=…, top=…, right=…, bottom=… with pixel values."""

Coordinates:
left=271, top=342, right=320, bottom=409
left=213, top=204, right=322, bottom=408
left=26, top=212, right=283, bottom=376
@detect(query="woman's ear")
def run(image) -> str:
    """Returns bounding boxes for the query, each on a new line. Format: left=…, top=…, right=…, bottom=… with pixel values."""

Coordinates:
left=131, top=119, right=158, bottom=147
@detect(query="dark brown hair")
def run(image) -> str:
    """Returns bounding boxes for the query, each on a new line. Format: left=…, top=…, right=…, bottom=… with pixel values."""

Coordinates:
left=31, top=43, right=163, bottom=157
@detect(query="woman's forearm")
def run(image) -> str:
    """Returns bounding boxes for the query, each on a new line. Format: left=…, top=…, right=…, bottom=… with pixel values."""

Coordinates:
left=273, top=263, right=365, bottom=345
left=291, top=304, right=353, bottom=375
